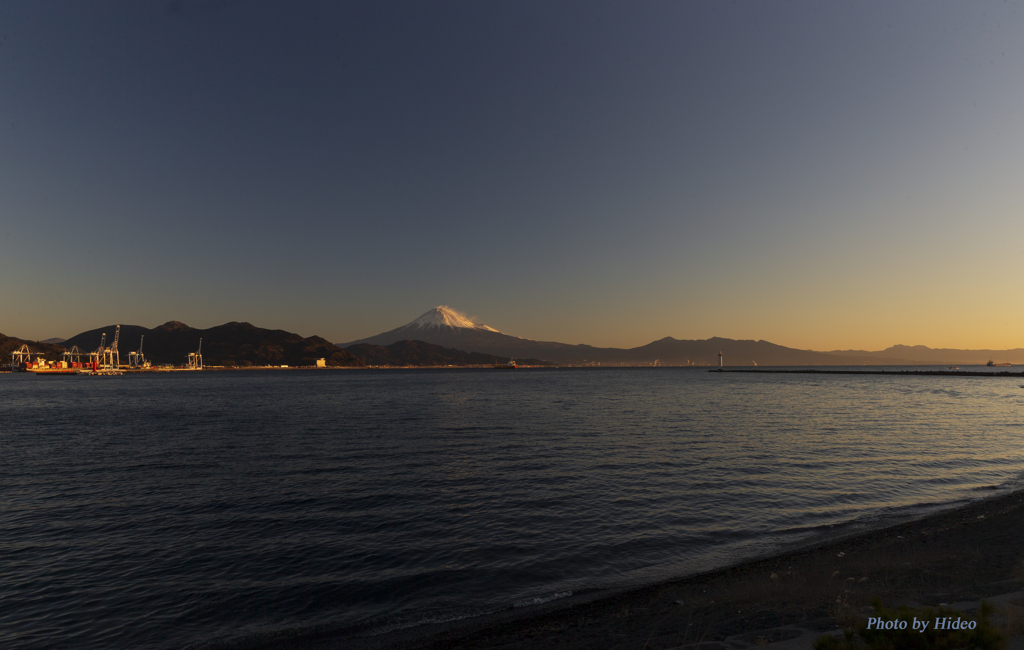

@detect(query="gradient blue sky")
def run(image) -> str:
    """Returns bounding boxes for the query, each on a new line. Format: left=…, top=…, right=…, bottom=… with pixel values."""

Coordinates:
left=2, top=1, right=1023, bottom=350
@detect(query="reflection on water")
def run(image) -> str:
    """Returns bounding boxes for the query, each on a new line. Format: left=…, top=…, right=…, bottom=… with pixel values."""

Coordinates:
left=2, top=367, right=1024, bottom=649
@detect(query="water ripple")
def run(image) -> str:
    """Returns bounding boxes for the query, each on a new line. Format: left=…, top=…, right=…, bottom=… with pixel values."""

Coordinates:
left=3, top=368, right=1024, bottom=649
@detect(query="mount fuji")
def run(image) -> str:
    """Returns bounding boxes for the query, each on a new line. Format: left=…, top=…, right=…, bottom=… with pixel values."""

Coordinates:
left=338, top=306, right=579, bottom=360
left=400, top=306, right=502, bottom=334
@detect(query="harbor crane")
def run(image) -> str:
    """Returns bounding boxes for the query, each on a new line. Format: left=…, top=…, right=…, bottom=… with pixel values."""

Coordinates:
left=108, top=325, right=120, bottom=369
left=128, top=335, right=149, bottom=369
left=62, top=346, right=86, bottom=366
left=10, top=344, right=34, bottom=369
left=94, top=326, right=122, bottom=369
left=90, top=333, right=106, bottom=369
left=84, top=327, right=121, bottom=370
left=187, top=338, right=203, bottom=370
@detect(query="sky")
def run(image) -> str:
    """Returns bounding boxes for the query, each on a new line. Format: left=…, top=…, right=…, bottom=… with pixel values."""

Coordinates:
left=2, top=1, right=1023, bottom=351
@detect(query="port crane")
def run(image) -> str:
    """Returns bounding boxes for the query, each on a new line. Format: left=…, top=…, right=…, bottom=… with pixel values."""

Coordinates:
left=62, top=346, right=86, bottom=366
left=86, top=326, right=122, bottom=370
left=107, top=325, right=120, bottom=370
left=128, top=335, right=149, bottom=369
left=187, top=338, right=203, bottom=370
left=96, top=325, right=121, bottom=369
left=89, top=333, right=106, bottom=369
left=10, top=344, right=34, bottom=369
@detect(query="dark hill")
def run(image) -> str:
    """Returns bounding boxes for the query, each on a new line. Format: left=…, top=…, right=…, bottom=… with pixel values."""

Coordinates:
left=344, top=340, right=555, bottom=366
left=0, top=334, right=67, bottom=361
left=62, top=322, right=363, bottom=367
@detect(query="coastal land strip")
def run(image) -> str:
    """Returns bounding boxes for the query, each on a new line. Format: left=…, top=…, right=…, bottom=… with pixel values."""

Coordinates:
left=237, top=490, right=1024, bottom=650
left=713, top=369, right=1024, bottom=378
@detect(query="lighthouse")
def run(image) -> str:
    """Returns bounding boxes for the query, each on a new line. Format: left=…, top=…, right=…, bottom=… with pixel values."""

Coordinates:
left=718, top=351, right=723, bottom=368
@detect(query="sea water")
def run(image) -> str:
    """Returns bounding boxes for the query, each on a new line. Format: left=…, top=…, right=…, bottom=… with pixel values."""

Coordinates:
left=3, top=367, right=1024, bottom=649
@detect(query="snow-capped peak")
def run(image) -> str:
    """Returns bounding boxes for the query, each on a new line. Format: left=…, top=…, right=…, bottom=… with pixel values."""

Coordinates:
left=408, top=306, right=500, bottom=333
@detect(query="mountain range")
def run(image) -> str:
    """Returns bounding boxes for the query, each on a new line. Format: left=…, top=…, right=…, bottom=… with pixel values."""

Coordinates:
left=61, top=321, right=364, bottom=367
left=9, top=306, right=1024, bottom=368
left=342, top=306, right=1024, bottom=366
left=825, top=344, right=1024, bottom=366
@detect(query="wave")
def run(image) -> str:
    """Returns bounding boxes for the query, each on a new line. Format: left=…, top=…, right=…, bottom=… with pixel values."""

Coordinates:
left=514, top=590, right=573, bottom=608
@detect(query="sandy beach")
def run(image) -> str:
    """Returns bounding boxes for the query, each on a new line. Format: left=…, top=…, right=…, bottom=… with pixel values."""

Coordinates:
left=247, top=490, right=1024, bottom=650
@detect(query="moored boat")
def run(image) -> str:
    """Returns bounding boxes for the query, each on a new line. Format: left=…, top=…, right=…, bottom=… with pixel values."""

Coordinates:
left=494, top=359, right=518, bottom=369
left=26, top=367, right=80, bottom=375
left=18, top=356, right=87, bottom=374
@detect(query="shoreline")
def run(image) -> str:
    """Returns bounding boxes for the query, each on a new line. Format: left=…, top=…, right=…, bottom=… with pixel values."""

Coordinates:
left=714, top=368, right=1024, bottom=377
left=9, top=364, right=1023, bottom=374
left=241, top=489, right=1024, bottom=650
